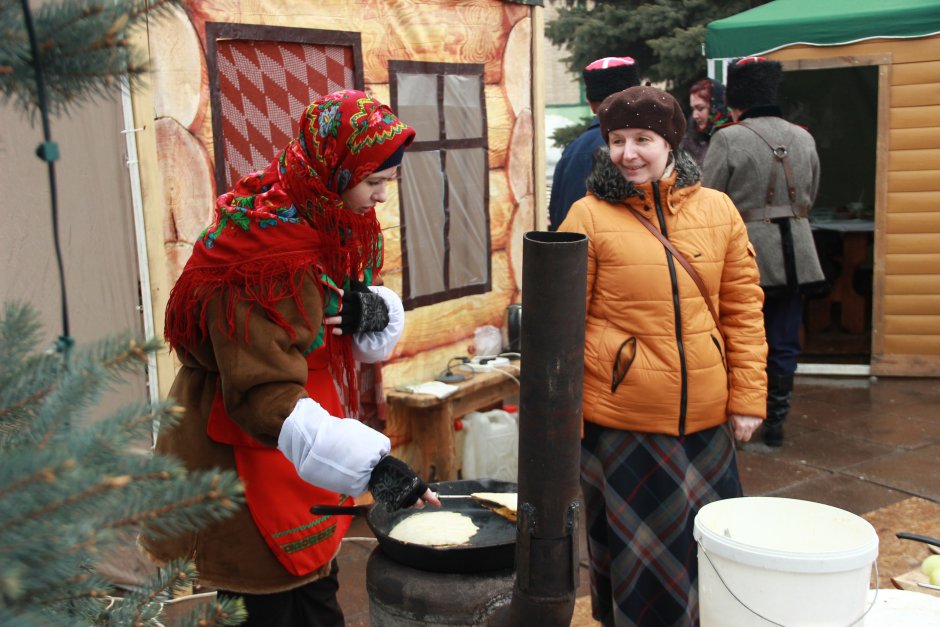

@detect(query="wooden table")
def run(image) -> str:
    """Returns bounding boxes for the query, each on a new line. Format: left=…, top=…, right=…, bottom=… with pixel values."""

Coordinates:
left=385, top=366, right=519, bottom=482
left=809, top=220, right=874, bottom=335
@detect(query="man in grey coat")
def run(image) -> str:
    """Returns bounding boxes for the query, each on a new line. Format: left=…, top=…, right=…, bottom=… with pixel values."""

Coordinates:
left=702, top=57, right=826, bottom=447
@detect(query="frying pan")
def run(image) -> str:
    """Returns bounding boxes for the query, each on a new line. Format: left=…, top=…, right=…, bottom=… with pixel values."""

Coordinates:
left=315, top=479, right=517, bottom=573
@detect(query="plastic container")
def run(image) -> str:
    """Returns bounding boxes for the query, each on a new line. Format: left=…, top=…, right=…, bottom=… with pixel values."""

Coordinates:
left=693, top=496, right=879, bottom=627
left=460, top=409, right=518, bottom=482
left=473, top=325, right=502, bottom=357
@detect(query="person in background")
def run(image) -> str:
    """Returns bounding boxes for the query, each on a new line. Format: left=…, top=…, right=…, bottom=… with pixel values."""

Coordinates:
left=679, top=77, right=733, bottom=166
left=558, top=85, right=767, bottom=626
left=547, top=56, right=641, bottom=231
left=702, top=57, right=826, bottom=447
left=142, top=90, right=440, bottom=626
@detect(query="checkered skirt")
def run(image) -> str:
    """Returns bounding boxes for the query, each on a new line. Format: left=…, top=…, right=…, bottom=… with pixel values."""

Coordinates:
left=580, top=422, right=742, bottom=627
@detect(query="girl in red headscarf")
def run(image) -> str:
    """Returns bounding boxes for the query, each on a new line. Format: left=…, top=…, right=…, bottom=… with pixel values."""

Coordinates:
left=143, top=90, right=439, bottom=626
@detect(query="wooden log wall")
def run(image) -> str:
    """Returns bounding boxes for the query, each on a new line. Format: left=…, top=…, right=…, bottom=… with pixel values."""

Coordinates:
left=771, top=36, right=940, bottom=377
left=138, top=0, right=539, bottom=397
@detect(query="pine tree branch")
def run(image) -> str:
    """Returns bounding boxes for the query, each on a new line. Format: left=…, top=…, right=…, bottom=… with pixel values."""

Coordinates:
left=3, top=470, right=170, bottom=532
left=1, top=0, right=184, bottom=116
left=0, top=336, right=160, bottom=442
left=0, top=456, right=78, bottom=500
left=114, top=473, right=244, bottom=534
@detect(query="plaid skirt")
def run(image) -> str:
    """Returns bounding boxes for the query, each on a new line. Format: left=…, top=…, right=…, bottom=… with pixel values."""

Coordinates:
left=580, top=422, right=742, bottom=627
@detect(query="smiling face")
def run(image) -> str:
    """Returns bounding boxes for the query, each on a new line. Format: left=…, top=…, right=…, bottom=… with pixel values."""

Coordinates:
left=607, top=127, right=671, bottom=185
left=340, top=166, right=399, bottom=215
left=690, top=93, right=709, bottom=132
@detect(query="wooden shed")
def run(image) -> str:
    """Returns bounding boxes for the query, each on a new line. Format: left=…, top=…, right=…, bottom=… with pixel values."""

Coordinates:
left=706, top=0, right=940, bottom=377
left=128, top=0, right=547, bottom=400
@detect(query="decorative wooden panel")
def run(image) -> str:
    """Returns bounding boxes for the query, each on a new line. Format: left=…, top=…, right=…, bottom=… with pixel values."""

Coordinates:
left=205, top=23, right=364, bottom=190
left=142, top=1, right=539, bottom=391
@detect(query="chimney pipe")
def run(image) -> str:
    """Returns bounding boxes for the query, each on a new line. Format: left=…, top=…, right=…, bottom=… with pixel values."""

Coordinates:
left=508, top=231, right=587, bottom=626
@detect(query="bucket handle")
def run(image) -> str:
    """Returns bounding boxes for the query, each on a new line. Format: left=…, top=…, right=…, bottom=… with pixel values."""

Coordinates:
left=700, top=548, right=879, bottom=626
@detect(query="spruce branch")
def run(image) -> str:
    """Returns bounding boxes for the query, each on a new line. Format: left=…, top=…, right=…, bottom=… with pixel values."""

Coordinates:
left=0, top=301, right=42, bottom=366
left=0, top=305, right=244, bottom=625
left=0, top=334, right=163, bottom=446
left=0, top=0, right=183, bottom=116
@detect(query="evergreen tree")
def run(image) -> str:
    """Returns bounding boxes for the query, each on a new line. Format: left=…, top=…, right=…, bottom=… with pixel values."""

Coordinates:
left=545, top=0, right=771, bottom=147
left=546, top=0, right=771, bottom=89
left=0, top=0, right=179, bottom=116
left=2, top=1, right=247, bottom=624
left=0, top=302, right=247, bottom=625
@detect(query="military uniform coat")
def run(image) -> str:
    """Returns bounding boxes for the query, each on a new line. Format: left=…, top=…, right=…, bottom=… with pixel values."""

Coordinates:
left=702, top=108, right=827, bottom=296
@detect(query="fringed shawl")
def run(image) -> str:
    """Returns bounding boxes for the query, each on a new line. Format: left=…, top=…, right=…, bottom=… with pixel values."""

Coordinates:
left=165, top=90, right=415, bottom=413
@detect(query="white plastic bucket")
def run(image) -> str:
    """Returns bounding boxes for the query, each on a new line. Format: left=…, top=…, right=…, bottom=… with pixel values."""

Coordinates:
left=461, top=409, right=518, bottom=482
left=693, top=497, right=879, bottom=626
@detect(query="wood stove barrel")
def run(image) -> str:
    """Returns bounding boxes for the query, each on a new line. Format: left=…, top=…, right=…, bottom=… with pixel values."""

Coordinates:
left=509, top=230, right=587, bottom=626
left=366, top=230, right=586, bottom=626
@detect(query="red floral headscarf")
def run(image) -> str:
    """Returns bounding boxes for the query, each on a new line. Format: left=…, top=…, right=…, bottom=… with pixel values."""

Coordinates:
left=165, top=90, right=415, bottom=409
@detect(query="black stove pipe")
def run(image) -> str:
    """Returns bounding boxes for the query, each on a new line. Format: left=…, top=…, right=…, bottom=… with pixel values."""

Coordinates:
left=507, top=231, right=587, bottom=626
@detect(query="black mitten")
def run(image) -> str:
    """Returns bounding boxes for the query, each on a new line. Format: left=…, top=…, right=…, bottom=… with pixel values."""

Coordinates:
left=338, top=284, right=390, bottom=334
left=346, top=279, right=371, bottom=295
left=369, top=455, right=428, bottom=511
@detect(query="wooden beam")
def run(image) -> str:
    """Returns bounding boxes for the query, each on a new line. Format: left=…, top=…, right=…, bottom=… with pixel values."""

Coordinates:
left=872, top=59, right=891, bottom=367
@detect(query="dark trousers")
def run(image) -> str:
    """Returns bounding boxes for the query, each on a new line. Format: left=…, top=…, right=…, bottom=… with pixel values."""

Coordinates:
left=218, top=560, right=344, bottom=627
left=763, top=292, right=804, bottom=376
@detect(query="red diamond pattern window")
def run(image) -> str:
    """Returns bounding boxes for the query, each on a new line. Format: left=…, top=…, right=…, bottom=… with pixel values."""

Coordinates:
left=215, top=40, right=355, bottom=188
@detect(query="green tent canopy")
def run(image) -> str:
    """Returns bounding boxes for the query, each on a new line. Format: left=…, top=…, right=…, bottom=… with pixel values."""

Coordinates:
left=706, top=0, right=940, bottom=60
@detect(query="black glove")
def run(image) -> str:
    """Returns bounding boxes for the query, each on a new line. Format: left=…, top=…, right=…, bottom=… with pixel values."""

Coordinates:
left=338, top=281, right=390, bottom=335
left=369, top=455, right=428, bottom=511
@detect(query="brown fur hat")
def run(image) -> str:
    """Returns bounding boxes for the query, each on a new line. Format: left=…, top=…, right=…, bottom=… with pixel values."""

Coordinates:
left=598, top=85, right=686, bottom=149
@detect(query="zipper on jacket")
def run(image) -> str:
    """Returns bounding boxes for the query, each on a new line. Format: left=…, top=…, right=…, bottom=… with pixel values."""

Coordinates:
left=652, top=184, right=688, bottom=436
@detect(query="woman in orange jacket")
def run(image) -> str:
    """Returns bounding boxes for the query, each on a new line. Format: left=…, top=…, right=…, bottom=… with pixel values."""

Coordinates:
left=558, top=85, right=767, bottom=626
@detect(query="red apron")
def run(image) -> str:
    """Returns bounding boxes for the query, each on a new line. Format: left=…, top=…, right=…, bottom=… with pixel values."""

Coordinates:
left=207, top=347, right=353, bottom=576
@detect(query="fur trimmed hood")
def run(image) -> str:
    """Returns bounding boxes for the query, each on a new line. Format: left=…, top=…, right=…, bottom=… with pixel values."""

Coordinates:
left=585, top=147, right=701, bottom=204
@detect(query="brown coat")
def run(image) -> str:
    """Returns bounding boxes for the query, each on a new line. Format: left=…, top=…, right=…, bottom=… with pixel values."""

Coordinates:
left=141, top=273, right=335, bottom=593
left=559, top=151, right=767, bottom=436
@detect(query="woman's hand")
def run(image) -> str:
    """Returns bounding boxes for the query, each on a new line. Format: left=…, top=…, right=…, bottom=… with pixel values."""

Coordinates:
left=412, top=488, right=442, bottom=509
left=324, top=284, right=392, bottom=337
left=729, top=414, right=762, bottom=442
left=322, top=290, right=345, bottom=335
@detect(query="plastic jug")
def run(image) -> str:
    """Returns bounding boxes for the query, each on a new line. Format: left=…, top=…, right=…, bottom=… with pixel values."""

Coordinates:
left=461, top=409, right=518, bottom=482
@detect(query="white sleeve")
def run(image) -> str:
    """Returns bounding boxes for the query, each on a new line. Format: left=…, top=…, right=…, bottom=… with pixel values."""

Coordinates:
left=351, top=285, right=404, bottom=363
left=277, top=397, right=391, bottom=495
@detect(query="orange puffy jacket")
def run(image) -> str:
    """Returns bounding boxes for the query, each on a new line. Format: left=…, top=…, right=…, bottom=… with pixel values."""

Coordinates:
left=559, top=151, right=767, bottom=436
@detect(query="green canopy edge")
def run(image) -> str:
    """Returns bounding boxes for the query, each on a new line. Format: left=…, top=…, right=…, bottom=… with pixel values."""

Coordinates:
left=706, top=0, right=940, bottom=60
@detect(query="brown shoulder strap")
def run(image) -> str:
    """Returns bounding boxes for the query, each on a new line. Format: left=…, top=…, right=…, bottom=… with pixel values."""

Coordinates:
left=738, top=120, right=800, bottom=213
left=627, top=207, right=722, bottom=335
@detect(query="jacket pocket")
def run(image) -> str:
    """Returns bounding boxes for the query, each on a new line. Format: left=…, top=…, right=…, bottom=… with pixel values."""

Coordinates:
left=710, top=334, right=727, bottom=372
left=611, top=336, right=637, bottom=393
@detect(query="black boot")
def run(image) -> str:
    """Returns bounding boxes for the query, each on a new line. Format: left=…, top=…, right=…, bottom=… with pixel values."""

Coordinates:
left=763, top=373, right=794, bottom=447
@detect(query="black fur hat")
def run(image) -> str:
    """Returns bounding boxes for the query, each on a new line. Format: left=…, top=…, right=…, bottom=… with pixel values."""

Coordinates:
left=725, top=57, right=782, bottom=111
left=583, top=57, right=641, bottom=103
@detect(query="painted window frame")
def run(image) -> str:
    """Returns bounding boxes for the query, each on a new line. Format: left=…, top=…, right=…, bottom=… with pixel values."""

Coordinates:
left=389, top=60, right=491, bottom=310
